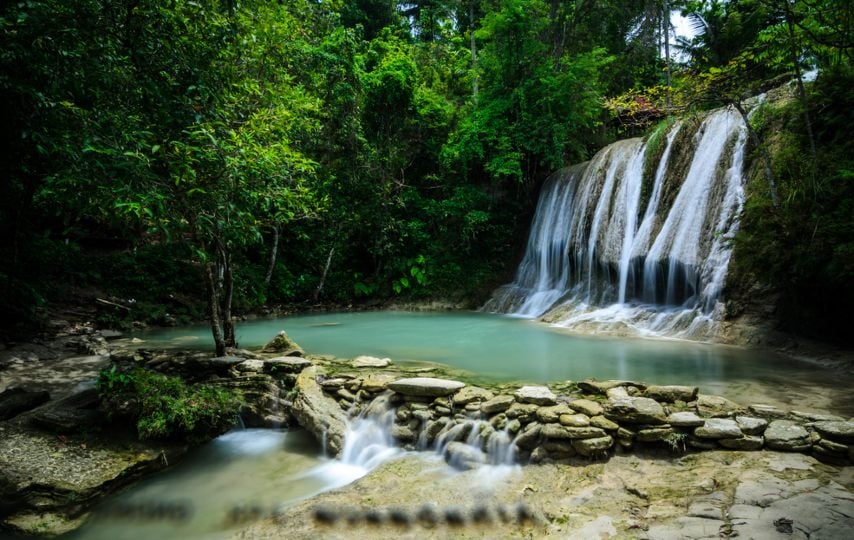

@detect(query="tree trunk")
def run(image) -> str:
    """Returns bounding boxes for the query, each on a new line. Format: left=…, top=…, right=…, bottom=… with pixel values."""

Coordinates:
left=204, top=261, right=226, bottom=356
left=221, top=249, right=236, bottom=348
left=314, top=246, right=336, bottom=302
left=733, top=101, right=780, bottom=208
left=263, top=226, right=279, bottom=286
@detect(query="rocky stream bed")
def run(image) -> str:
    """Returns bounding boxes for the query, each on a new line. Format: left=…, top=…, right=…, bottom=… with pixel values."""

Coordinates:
left=1, top=324, right=853, bottom=538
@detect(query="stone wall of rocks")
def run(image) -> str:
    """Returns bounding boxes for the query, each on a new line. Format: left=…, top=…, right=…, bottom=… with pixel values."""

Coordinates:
left=313, top=374, right=854, bottom=467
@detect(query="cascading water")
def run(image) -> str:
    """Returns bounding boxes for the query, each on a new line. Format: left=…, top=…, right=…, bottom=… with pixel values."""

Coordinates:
left=310, top=392, right=518, bottom=487
left=484, top=105, right=749, bottom=340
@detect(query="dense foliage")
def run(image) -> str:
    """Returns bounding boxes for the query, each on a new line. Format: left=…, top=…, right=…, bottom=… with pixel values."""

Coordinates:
left=1, top=1, right=851, bottom=342
left=97, top=366, right=242, bottom=442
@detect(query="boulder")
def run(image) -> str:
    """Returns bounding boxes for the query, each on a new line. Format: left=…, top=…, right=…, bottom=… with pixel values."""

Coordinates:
left=694, top=419, right=743, bottom=440
left=604, top=395, right=667, bottom=425
left=452, top=386, right=494, bottom=406
left=812, top=421, right=854, bottom=443
left=567, top=399, right=603, bottom=417
left=735, top=416, right=768, bottom=436
left=696, top=394, right=743, bottom=417
left=291, top=367, right=348, bottom=456
left=444, top=442, right=487, bottom=470
left=29, top=388, right=103, bottom=434
left=667, top=411, right=705, bottom=428
left=260, top=331, right=304, bottom=357
left=0, top=388, right=50, bottom=421
left=391, top=424, right=417, bottom=443
left=388, top=378, right=465, bottom=397
left=264, top=356, right=312, bottom=374
left=481, top=395, right=515, bottom=415
left=644, top=385, right=698, bottom=403
left=514, top=423, right=542, bottom=450
left=351, top=356, right=391, bottom=368
left=514, top=386, right=556, bottom=406
left=422, top=418, right=448, bottom=444
left=542, top=440, right=576, bottom=456
left=571, top=435, right=614, bottom=457
left=764, top=420, right=811, bottom=452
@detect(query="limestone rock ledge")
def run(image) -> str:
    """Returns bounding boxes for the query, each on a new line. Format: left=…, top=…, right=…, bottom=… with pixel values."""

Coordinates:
left=291, top=366, right=348, bottom=456
left=0, top=422, right=184, bottom=536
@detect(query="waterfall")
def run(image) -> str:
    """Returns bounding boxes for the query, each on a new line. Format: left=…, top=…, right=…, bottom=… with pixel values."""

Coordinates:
left=484, top=106, right=748, bottom=340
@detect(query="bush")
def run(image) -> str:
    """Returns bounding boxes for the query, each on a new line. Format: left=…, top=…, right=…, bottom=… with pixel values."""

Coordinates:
left=97, top=366, right=242, bottom=443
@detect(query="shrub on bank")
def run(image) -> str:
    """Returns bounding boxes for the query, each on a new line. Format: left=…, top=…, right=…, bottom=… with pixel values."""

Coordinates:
left=97, top=366, right=241, bottom=443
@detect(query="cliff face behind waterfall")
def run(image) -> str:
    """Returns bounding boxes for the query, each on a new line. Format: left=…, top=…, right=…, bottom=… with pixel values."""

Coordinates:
left=484, top=105, right=751, bottom=341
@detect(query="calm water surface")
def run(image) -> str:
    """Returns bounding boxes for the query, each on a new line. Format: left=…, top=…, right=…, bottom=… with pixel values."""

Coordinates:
left=62, top=429, right=356, bottom=540
left=136, top=310, right=854, bottom=415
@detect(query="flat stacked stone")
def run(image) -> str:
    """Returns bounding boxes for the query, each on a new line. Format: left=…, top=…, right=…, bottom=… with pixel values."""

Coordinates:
left=481, top=395, right=515, bottom=414
left=735, top=416, right=768, bottom=435
left=667, top=411, right=705, bottom=428
left=536, top=404, right=572, bottom=423
left=764, top=420, right=811, bottom=451
left=514, top=386, right=556, bottom=405
left=388, top=377, right=465, bottom=397
left=694, top=419, right=743, bottom=440
left=636, top=426, right=674, bottom=442
left=604, top=395, right=667, bottom=425
left=719, top=435, right=764, bottom=450
left=567, top=399, right=603, bottom=417
left=452, top=386, right=494, bottom=406
left=813, top=420, right=854, bottom=443
left=572, top=435, right=614, bottom=457
left=643, top=385, right=698, bottom=403
left=559, top=413, right=591, bottom=427
left=697, top=395, right=742, bottom=418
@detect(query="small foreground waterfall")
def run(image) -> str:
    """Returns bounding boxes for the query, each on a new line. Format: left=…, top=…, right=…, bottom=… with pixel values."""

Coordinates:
left=485, top=106, right=749, bottom=340
left=312, top=392, right=518, bottom=485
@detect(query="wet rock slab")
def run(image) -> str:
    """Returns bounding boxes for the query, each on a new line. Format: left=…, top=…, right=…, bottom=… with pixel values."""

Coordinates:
left=231, top=451, right=854, bottom=540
